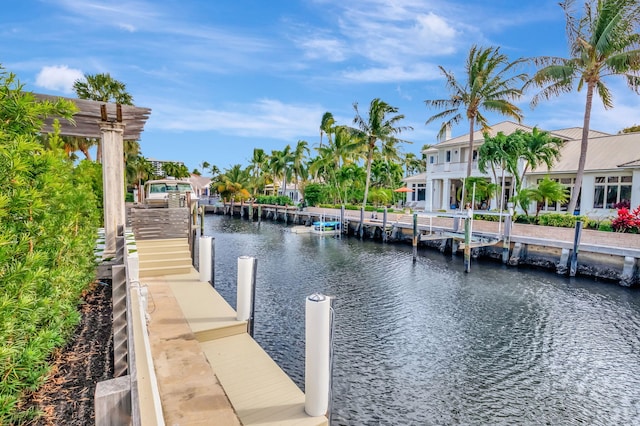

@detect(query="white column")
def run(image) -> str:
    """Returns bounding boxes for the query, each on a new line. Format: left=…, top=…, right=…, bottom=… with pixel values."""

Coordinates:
left=101, top=122, right=126, bottom=258
left=443, top=178, right=451, bottom=210
left=632, top=170, right=640, bottom=209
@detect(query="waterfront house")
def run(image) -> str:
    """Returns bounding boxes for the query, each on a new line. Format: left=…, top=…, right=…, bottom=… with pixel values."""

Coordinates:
left=403, top=121, right=640, bottom=217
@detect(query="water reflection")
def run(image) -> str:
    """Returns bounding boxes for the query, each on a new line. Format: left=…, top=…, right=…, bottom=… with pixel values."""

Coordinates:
left=205, top=215, right=640, bottom=425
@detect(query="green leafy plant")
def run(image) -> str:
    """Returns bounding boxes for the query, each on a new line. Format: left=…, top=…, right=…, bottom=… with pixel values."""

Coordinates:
left=0, top=68, right=100, bottom=423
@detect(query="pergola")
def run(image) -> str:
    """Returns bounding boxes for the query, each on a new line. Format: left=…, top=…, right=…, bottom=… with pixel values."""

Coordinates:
left=36, top=93, right=152, bottom=257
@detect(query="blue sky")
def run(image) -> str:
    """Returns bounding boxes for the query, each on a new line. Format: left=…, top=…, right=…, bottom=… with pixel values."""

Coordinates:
left=2, top=0, right=638, bottom=173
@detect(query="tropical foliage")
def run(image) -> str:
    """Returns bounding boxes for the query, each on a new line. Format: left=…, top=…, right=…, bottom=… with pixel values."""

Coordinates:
left=352, top=98, right=412, bottom=208
left=612, top=206, right=640, bottom=233
left=0, top=70, right=100, bottom=423
left=529, top=0, right=640, bottom=213
left=72, top=72, right=134, bottom=163
left=425, top=45, right=527, bottom=178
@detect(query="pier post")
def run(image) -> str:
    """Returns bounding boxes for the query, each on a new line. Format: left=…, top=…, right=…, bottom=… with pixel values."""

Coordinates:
left=570, top=220, right=583, bottom=277
left=412, top=213, right=418, bottom=262
left=464, top=210, right=471, bottom=273
left=382, top=207, right=388, bottom=243
left=258, top=204, right=262, bottom=225
left=340, top=205, right=345, bottom=238
left=230, top=199, right=234, bottom=217
left=502, top=212, right=512, bottom=264
left=237, top=256, right=258, bottom=337
left=359, top=207, right=364, bottom=239
left=199, top=236, right=213, bottom=284
left=305, top=294, right=332, bottom=418
left=200, top=206, right=205, bottom=234
left=100, top=121, right=126, bottom=258
left=249, top=201, right=253, bottom=221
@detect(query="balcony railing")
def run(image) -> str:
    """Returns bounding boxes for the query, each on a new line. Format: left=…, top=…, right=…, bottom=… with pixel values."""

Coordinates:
left=429, top=161, right=478, bottom=173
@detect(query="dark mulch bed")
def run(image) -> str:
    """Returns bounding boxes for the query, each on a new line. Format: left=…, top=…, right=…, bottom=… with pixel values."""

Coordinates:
left=22, top=281, right=114, bottom=425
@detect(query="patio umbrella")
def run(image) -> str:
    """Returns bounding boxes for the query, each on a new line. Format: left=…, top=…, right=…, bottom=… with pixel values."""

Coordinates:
left=393, top=187, right=414, bottom=192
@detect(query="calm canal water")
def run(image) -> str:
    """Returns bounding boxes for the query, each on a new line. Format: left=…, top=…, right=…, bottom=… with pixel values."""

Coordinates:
left=204, top=215, right=640, bottom=425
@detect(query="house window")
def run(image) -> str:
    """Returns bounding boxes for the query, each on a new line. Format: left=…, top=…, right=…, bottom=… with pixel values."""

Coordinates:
left=417, top=184, right=426, bottom=201
left=594, top=175, right=632, bottom=208
left=472, top=150, right=478, bottom=161
left=445, top=150, right=451, bottom=162
left=429, top=155, right=435, bottom=164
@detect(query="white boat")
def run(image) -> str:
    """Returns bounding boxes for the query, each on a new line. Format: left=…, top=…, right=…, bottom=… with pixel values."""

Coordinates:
left=142, top=179, right=198, bottom=208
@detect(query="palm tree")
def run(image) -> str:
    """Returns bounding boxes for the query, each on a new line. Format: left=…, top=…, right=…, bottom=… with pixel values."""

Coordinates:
left=478, top=131, right=524, bottom=206
left=425, top=45, right=528, bottom=178
left=402, top=152, right=425, bottom=176
left=529, top=0, right=640, bottom=214
left=269, top=146, right=294, bottom=199
left=533, top=177, right=570, bottom=217
left=319, top=112, right=335, bottom=148
left=352, top=98, right=412, bottom=209
left=517, top=127, right=564, bottom=189
left=128, top=156, right=153, bottom=202
left=292, top=140, right=310, bottom=196
left=215, top=164, right=251, bottom=201
left=161, top=161, right=189, bottom=178
left=249, top=148, right=268, bottom=196
left=73, top=73, right=134, bottom=163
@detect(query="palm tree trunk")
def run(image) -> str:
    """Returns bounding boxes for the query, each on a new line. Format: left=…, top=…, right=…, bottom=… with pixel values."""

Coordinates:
left=567, top=83, right=594, bottom=214
left=362, top=141, right=375, bottom=209
left=466, top=117, right=475, bottom=178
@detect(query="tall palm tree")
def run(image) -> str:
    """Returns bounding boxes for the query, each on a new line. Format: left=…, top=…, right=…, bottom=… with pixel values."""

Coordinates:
left=292, top=140, right=310, bottom=194
left=249, top=148, right=268, bottom=196
left=269, top=146, right=294, bottom=198
left=425, top=45, right=528, bottom=178
left=529, top=0, right=640, bottom=214
left=319, top=112, right=335, bottom=148
left=352, top=98, right=412, bottom=209
left=73, top=73, right=134, bottom=163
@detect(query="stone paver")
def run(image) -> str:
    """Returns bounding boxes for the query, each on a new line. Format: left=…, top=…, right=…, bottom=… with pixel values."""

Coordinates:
left=145, top=276, right=241, bottom=426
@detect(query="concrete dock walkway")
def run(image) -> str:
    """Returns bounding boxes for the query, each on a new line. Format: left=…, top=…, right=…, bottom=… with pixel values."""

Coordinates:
left=139, top=242, right=328, bottom=426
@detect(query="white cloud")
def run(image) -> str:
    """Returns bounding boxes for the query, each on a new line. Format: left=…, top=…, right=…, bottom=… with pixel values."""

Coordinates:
left=300, top=37, right=347, bottom=62
left=148, top=99, right=325, bottom=140
left=342, top=63, right=440, bottom=83
left=35, top=65, right=84, bottom=93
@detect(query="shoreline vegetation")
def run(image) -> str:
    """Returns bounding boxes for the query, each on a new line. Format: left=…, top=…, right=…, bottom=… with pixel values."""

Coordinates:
left=0, top=71, right=102, bottom=424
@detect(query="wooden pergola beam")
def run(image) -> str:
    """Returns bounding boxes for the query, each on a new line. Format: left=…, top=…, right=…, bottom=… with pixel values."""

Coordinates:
left=35, top=93, right=151, bottom=140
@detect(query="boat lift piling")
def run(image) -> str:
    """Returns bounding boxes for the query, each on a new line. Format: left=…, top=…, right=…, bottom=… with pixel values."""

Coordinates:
left=359, top=207, right=364, bottom=239
left=570, top=221, right=583, bottom=277
left=412, top=213, right=418, bottom=262
left=340, top=205, right=345, bottom=238
left=382, top=207, right=388, bottom=243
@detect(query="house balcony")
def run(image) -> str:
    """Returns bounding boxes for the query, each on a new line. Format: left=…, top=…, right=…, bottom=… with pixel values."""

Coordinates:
left=429, top=161, right=478, bottom=174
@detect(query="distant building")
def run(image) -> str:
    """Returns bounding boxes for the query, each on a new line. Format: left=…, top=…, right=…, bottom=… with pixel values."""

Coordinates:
left=147, top=158, right=185, bottom=177
left=403, top=120, right=640, bottom=217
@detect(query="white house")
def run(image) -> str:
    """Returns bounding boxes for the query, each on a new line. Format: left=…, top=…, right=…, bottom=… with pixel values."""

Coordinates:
left=403, top=121, right=640, bottom=217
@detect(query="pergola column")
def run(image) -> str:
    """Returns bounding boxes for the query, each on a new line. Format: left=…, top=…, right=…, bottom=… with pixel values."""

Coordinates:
left=101, top=121, right=126, bottom=257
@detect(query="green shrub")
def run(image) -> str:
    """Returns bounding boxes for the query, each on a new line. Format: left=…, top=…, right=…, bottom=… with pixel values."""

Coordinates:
left=0, top=69, right=99, bottom=423
left=598, top=220, right=613, bottom=232
left=537, top=213, right=589, bottom=228
left=255, top=195, right=292, bottom=206
left=514, top=214, right=538, bottom=224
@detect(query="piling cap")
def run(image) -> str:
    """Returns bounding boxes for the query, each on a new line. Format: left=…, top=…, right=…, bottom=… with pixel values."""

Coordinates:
left=307, top=293, right=326, bottom=302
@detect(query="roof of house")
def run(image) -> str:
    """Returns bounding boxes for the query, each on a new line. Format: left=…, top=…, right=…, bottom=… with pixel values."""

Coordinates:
left=424, top=120, right=613, bottom=151
left=188, top=174, right=212, bottom=190
left=403, top=172, right=427, bottom=183
left=530, top=131, right=640, bottom=174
